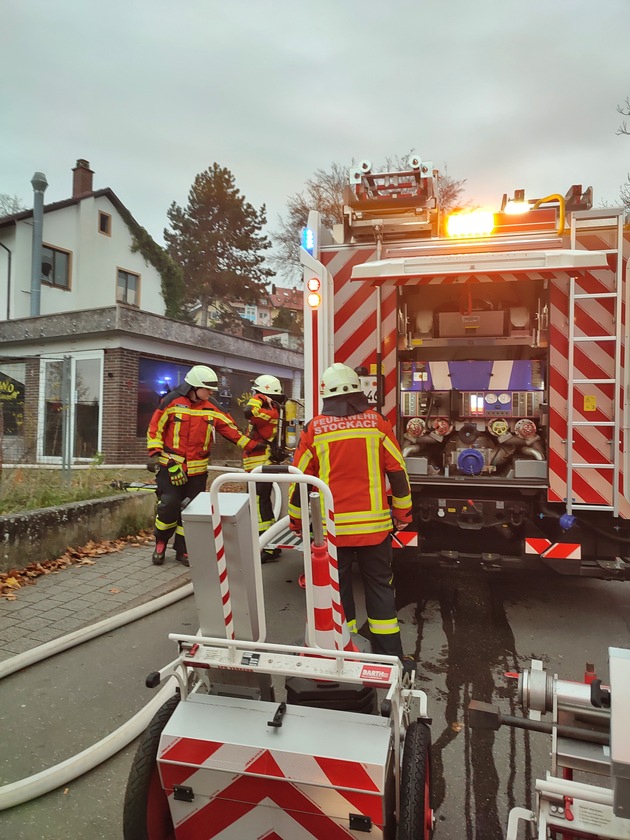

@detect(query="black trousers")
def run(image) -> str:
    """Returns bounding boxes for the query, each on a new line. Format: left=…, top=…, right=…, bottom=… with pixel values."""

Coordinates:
left=337, top=535, right=403, bottom=658
left=154, top=470, right=207, bottom=554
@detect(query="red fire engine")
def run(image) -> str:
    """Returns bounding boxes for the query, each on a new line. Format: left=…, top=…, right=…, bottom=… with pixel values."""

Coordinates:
left=302, top=157, right=630, bottom=579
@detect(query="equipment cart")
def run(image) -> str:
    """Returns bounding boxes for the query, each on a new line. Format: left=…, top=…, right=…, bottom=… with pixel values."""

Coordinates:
left=123, top=467, right=435, bottom=839
left=470, top=647, right=630, bottom=839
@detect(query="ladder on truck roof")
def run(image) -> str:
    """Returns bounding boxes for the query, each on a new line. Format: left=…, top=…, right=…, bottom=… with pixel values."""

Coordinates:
left=566, top=208, right=625, bottom=515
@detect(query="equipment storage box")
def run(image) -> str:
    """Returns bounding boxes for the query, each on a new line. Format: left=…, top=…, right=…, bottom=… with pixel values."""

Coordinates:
left=158, top=693, right=394, bottom=838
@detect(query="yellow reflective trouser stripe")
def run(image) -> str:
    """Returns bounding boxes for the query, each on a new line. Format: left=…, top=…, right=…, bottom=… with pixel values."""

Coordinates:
left=368, top=617, right=400, bottom=635
left=187, top=458, right=209, bottom=469
left=175, top=524, right=185, bottom=537
left=156, top=516, right=178, bottom=531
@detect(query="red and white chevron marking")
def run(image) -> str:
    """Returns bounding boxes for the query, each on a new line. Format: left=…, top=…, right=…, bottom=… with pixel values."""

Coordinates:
left=158, top=739, right=385, bottom=838
left=525, top=538, right=581, bottom=560
left=323, top=247, right=397, bottom=423
left=548, top=227, right=630, bottom=514
left=391, top=531, right=419, bottom=548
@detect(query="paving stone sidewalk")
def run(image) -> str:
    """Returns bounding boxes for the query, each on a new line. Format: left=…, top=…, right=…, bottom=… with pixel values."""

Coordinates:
left=0, top=544, right=190, bottom=663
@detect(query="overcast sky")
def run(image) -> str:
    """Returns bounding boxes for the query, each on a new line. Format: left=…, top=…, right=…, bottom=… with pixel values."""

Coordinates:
left=2, top=0, right=629, bottom=262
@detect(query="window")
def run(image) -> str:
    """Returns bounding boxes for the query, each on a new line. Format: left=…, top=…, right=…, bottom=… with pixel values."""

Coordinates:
left=42, top=245, right=71, bottom=289
left=39, top=354, right=102, bottom=461
left=98, top=211, right=111, bottom=236
left=243, top=304, right=256, bottom=323
left=117, top=269, right=140, bottom=306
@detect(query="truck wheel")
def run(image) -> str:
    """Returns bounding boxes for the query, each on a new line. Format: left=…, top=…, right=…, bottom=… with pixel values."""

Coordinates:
left=397, top=721, right=433, bottom=840
left=123, top=695, right=178, bottom=840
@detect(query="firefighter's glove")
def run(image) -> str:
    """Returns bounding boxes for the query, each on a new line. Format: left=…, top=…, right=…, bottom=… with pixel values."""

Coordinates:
left=167, top=461, right=188, bottom=486
left=146, top=452, right=160, bottom=474
left=392, top=510, right=412, bottom=531
left=245, top=439, right=268, bottom=455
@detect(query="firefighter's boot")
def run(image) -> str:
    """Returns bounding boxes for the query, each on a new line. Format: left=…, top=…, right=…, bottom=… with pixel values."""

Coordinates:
left=152, top=542, right=167, bottom=566
left=176, top=552, right=190, bottom=567
left=261, top=547, right=282, bottom=564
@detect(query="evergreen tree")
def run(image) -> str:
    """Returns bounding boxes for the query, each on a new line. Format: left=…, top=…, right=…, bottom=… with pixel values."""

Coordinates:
left=165, top=164, right=272, bottom=326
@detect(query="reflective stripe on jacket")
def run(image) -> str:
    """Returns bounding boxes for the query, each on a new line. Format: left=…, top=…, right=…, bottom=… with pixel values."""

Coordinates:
left=243, top=394, right=279, bottom=473
left=147, top=390, right=250, bottom=476
left=289, top=409, right=412, bottom=546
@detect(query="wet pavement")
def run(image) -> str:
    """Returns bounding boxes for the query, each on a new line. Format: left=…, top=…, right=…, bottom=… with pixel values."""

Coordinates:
left=2, top=541, right=630, bottom=838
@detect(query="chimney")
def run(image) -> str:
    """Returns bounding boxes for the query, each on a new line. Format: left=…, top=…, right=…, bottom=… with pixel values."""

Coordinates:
left=72, top=159, right=94, bottom=197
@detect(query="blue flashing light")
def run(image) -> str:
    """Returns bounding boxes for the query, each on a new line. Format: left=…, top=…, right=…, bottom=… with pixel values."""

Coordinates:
left=301, top=228, right=315, bottom=255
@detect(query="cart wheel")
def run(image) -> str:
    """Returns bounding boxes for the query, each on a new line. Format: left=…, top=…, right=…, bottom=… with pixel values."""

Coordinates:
left=397, top=721, right=434, bottom=840
left=123, top=694, right=178, bottom=840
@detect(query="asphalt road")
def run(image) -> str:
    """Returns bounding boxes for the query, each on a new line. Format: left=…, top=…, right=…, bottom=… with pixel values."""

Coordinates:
left=2, top=551, right=630, bottom=840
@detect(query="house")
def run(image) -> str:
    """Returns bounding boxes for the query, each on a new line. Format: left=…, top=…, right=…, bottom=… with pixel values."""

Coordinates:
left=0, top=161, right=303, bottom=466
left=0, top=159, right=167, bottom=320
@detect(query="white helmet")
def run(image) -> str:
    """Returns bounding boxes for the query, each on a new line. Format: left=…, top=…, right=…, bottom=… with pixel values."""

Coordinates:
left=321, top=363, right=360, bottom=398
left=252, top=374, right=284, bottom=396
left=185, top=365, right=219, bottom=390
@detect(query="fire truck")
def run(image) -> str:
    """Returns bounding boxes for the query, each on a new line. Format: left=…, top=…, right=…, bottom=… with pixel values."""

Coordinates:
left=301, top=157, right=630, bottom=579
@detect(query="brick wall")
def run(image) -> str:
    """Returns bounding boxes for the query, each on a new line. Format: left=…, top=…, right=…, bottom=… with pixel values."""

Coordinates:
left=102, top=348, right=145, bottom=463
left=23, top=359, right=40, bottom=461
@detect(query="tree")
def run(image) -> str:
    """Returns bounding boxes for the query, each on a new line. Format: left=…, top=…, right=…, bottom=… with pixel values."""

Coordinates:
left=271, top=156, right=467, bottom=280
left=0, top=194, right=26, bottom=218
left=164, top=163, right=272, bottom=327
left=272, top=305, right=301, bottom=336
left=616, top=98, right=630, bottom=210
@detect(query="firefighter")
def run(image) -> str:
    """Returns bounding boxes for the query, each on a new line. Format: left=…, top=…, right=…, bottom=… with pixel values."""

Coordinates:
left=243, top=374, right=287, bottom=562
left=147, top=364, right=264, bottom=566
left=289, top=363, right=412, bottom=658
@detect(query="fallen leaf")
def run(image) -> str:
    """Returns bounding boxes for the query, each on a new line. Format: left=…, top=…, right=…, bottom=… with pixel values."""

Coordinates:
left=450, top=721, right=463, bottom=733
left=4, top=577, right=21, bottom=589
left=109, top=588, right=121, bottom=594
left=63, top=788, right=69, bottom=795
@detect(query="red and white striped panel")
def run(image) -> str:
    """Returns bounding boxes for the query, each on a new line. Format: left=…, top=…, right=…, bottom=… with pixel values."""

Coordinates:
left=167, top=773, right=384, bottom=839
left=548, top=227, right=630, bottom=514
left=525, top=538, right=581, bottom=560
left=323, top=247, right=398, bottom=424
left=158, top=738, right=386, bottom=839
left=391, top=531, right=419, bottom=548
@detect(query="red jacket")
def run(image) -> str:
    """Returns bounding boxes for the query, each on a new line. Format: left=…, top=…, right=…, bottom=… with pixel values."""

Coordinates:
left=242, top=393, right=280, bottom=472
left=147, top=388, right=253, bottom=476
left=289, top=408, right=412, bottom=546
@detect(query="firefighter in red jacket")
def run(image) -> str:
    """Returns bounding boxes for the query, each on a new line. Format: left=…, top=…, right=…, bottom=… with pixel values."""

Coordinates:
left=289, top=363, right=412, bottom=658
left=243, top=374, right=287, bottom=562
left=147, top=365, right=263, bottom=566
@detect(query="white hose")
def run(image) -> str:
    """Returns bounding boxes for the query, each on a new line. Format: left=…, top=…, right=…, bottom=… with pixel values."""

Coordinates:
left=0, top=510, right=292, bottom=809
left=0, top=583, right=193, bottom=810
left=0, top=678, right=177, bottom=810
left=0, top=582, right=193, bottom=680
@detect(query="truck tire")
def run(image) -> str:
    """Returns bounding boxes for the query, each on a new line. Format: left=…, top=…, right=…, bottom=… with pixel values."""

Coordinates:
left=123, top=695, right=178, bottom=840
left=397, top=721, right=433, bottom=840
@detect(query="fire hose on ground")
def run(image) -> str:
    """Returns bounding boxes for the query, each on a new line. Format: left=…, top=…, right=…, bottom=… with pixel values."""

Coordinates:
left=0, top=515, right=290, bottom=811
